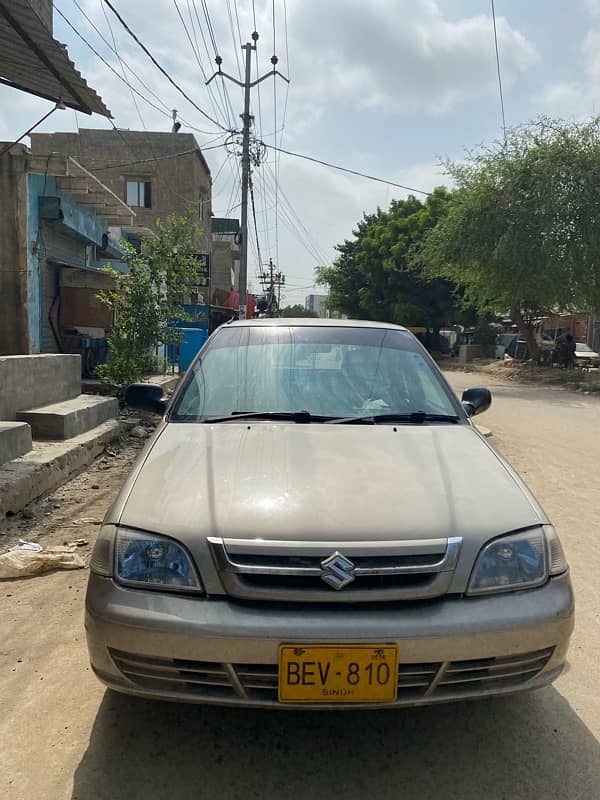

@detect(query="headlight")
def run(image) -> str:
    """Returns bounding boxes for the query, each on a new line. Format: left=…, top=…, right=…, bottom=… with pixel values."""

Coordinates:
left=114, top=528, right=203, bottom=593
left=467, top=526, right=568, bottom=596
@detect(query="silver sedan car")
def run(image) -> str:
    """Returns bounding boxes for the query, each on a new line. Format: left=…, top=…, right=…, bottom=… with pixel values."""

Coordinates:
left=86, top=319, right=574, bottom=708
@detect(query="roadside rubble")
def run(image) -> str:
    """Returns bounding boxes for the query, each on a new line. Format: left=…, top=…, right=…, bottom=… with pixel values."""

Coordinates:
left=0, top=421, right=152, bottom=579
left=0, top=544, right=86, bottom=580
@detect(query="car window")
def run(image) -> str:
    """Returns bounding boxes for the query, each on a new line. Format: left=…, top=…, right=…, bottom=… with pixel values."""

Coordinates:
left=172, top=326, right=461, bottom=421
left=576, top=343, right=592, bottom=352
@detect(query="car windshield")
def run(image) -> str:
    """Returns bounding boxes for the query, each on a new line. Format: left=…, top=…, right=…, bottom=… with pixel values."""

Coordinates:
left=576, top=343, right=592, bottom=352
left=171, top=325, right=462, bottom=422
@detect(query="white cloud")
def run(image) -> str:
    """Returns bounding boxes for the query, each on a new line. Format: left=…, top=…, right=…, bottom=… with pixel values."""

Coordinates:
left=583, top=0, right=600, bottom=15
left=542, top=29, right=600, bottom=117
left=287, top=0, right=538, bottom=116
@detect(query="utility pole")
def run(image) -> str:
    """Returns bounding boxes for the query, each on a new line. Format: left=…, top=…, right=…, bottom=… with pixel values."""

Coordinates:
left=259, top=258, right=286, bottom=317
left=208, top=33, right=288, bottom=321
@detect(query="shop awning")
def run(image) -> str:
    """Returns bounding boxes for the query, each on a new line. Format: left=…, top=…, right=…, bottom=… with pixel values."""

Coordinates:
left=0, top=0, right=111, bottom=116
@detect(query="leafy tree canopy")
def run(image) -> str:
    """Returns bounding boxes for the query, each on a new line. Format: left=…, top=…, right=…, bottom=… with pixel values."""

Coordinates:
left=316, top=187, right=462, bottom=331
left=97, top=210, right=204, bottom=390
left=418, top=117, right=600, bottom=351
left=280, top=304, right=318, bottom=318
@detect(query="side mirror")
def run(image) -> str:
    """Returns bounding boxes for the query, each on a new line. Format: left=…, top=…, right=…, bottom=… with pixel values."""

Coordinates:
left=462, top=387, right=491, bottom=417
left=124, top=383, right=168, bottom=414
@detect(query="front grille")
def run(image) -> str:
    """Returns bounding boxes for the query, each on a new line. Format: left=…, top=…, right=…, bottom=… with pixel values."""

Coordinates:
left=109, top=647, right=554, bottom=704
left=208, top=536, right=462, bottom=603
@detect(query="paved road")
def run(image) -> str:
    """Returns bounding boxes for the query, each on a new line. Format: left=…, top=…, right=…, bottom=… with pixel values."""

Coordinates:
left=1, top=374, right=600, bottom=800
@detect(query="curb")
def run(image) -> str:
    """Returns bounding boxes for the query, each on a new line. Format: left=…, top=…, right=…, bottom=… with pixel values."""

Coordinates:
left=0, top=419, right=125, bottom=517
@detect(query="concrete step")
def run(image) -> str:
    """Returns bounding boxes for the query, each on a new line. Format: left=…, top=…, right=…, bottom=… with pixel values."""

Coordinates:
left=0, top=419, right=124, bottom=516
left=17, top=395, right=118, bottom=440
left=0, top=422, right=32, bottom=465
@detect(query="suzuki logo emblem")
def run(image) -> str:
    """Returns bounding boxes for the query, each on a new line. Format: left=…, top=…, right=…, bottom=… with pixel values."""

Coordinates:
left=320, top=551, right=356, bottom=590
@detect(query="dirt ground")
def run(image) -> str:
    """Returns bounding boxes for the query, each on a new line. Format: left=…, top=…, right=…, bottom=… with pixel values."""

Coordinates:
left=1, top=374, right=600, bottom=800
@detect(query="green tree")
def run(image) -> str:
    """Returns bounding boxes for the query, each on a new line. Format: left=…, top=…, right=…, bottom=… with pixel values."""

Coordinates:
left=418, top=117, right=600, bottom=355
left=280, top=304, right=318, bottom=318
left=97, top=211, right=204, bottom=390
left=316, top=188, right=461, bottom=332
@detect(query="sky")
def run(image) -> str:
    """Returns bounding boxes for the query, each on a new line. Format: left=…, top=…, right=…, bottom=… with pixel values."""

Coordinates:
left=2, top=0, right=600, bottom=305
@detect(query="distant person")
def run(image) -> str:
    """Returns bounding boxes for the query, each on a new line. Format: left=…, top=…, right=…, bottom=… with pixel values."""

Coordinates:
left=558, top=334, right=576, bottom=368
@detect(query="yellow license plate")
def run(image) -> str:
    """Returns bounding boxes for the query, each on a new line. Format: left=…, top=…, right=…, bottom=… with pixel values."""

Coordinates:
left=278, top=644, right=398, bottom=704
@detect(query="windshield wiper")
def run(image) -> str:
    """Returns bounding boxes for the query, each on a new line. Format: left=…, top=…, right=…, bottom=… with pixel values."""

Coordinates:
left=330, top=412, right=460, bottom=425
left=201, top=410, right=326, bottom=424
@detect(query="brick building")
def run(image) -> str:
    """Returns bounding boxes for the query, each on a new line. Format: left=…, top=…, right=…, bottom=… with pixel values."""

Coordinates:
left=28, top=130, right=243, bottom=331
left=30, top=129, right=212, bottom=254
left=0, top=143, right=133, bottom=363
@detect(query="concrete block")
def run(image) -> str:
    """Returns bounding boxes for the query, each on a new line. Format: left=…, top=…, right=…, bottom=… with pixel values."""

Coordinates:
left=0, top=422, right=32, bottom=465
left=0, top=354, right=81, bottom=420
left=0, top=419, right=124, bottom=515
left=17, top=394, right=118, bottom=440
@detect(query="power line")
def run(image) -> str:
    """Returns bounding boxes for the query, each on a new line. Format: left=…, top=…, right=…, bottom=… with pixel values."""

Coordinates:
left=101, top=0, right=231, bottom=132
left=199, top=0, right=239, bottom=127
left=91, top=141, right=228, bottom=171
left=200, top=0, right=219, bottom=55
left=188, top=0, right=234, bottom=127
left=266, top=143, right=433, bottom=195
left=251, top=2, right=272, bottom=264
left=174, top=0, right=232, bottom=130
left=249, top=175, right=263, bottom=270
left=491, top=0, right=507, bottom=143
left=69, top=0, right=171, bottom=116
left=55, top=5, right=169, bottom=119
left=259, top=164, right=327, bottom=265
left=225, top=0, right=243, bottom=78
left=56, top=3, right=218, bottom=136
left=95, top=0, right=225, bottom=207
left=262, top=160, right=329, bottom=263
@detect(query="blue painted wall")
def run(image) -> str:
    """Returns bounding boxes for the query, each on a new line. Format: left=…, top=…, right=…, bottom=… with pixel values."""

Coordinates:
left=26, top=173, right=126, bottom=352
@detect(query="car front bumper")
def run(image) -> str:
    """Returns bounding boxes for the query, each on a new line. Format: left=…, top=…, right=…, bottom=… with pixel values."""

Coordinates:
left=85, top=572, right=574, bottom=709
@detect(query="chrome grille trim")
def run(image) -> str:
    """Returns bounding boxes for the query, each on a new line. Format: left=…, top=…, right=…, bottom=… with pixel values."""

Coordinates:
left=110, top=647, right=554, bottom=703
left=207, top=536, right=462, bottom=602
left=208, top=537, right=462, bottom=576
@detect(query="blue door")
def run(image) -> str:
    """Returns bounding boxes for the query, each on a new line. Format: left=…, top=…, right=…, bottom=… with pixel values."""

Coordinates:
left=179, top=328, right=208, bottom=372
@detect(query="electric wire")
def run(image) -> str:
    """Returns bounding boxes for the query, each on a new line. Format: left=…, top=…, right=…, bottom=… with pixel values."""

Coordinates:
left=55, top=5, right=172, bottom=120
left=251, top=0, right=272, bottom=264
left=57, top=2, right=219, bottom=136
left=91, top=141, right=229, bottom=172
left=259, top=165, right=326, bottom=265
left=265, top=144, right=432, bottom=195
left=271, top=0, right=280, bottom=267
left=225, top=0, right=242, bottom=78
left=199, top=0, right=239, bottom=128
left=101, top=0, right=231, bottom=132
left=491, top=0, right=507, bottom=143
left=263, top=161, right=329, bottom=263
left=189, top=0, right=234, bottom=128
left=249, top=175, right=263, bottom=271
left=174, top=0, right=232, bottom=129
left=70, top=0, right=172, bottom=115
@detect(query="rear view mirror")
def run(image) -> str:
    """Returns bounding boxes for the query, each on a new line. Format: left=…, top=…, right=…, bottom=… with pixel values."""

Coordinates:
left=461, top=387, right=491, bottom=417
left=125, top=383, right=168, bottom=414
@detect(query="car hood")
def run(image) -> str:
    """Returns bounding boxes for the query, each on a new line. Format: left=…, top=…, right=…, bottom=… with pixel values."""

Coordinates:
left=116, top=422, right=544, bottom=546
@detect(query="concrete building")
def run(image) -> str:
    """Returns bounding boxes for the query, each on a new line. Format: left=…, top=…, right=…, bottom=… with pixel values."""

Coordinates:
left=29, top=130, right=228, bottom=327
left=30, top=130, right=212, bottom=255
left=305, top=293, right=329, bottom=318
left=210, top=217, right=240, bottom=324
left=0, top=144, right=133, bottom=365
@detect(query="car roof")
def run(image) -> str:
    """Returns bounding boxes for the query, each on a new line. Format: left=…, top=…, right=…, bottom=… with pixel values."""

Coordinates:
left=226, top=317, right=409, bottom=332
